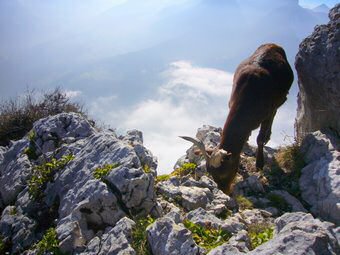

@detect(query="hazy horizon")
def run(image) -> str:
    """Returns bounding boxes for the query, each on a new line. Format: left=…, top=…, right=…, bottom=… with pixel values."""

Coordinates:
left=0, top=0, right=336, bottom=173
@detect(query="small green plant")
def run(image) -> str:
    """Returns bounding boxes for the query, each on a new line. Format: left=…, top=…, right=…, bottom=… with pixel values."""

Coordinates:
left=248, top=223, right=274, bottom=249
left=216, top=209, right=232, bottom=220
left=236, top=195, right=253, bottom=210
left=34, top=228, right=62, bottom=255
left=24, top=146, right=38, bottom=160
left=143, top=164, right=151, bottom=173
left=9, top=206, right=17, bottom=216
left=267, top=193, right=291, bottom=212
left=23, top=130, right=38, bottom=160
left=170, top=163, right=197, bottom=177
left=132, top=216, right=155, bottom=255
left=93, top=163, right=120, bottom=180
left=28, top=154, right=74, bottom=200
left=184, top=220, right=231, bottom=252
left=156, top=174, right=171, bottom=183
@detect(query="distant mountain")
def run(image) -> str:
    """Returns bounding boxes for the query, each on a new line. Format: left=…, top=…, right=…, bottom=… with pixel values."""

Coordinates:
left=0, top=0, right=329, bottom=101
left=312, top=4, right=330, bottom=13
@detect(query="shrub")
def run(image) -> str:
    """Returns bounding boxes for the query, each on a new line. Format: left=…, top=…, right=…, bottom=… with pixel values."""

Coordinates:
left=248, top=223, right=274, bottom=250
left=34, top=228, right=62, bottom=255
left=0, top=87, right=86, bottom=146
left=269, top=144, right=305, bottom=197
left=275, top=144, right=304, bottom=173
left=93, top=163, right=120, bottom=180
left=170, top=163, right=197, bottom=177
left=28, top=154, right=74, bottom=200
left=236, top=195, right=253, bottom=210
left=132, top=216, right=155, bottom=255
left=184, top=220, right=231, bottom=252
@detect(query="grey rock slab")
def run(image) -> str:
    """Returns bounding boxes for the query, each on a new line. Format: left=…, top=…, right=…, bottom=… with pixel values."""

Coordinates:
left=295, top=4, right=340, bottom=139
left=270, top=190, right=307, bottom=212
left=207, top=244, right=244, bottom=255
left=185, top=207, right=227, bottom=230
left=249, top=212, right=339, bottom=255
left=147, top=217, right=201, bottom=255
left=0, top=139, right=32, bottom=205
left=82, top=217, right=136, bottom=255
left=0, top=206, right=37, bottom=254
left=299, top=131, right=340, bottom=224
left=180, top=186, right=213, bottom=211
left=228, top=229, right=251, bottom=253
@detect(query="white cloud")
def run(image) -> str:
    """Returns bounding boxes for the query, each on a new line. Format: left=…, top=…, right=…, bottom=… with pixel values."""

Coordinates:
left=64, top=90, right=82, bottom=99
left=89, top=95, right=119, bottom=121
left=122, top=62, right=234, bottom=173
left=162, top=61, right=233, bottom=97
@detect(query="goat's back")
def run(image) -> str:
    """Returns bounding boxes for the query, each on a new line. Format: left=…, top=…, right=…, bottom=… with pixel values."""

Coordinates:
left=228, top=43, right=294, bottom=128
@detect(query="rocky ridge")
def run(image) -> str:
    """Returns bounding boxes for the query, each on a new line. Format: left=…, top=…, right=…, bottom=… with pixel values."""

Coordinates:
left=295, top=3, right=340, bottom=140
left=0, top=113, right=339, bottom=255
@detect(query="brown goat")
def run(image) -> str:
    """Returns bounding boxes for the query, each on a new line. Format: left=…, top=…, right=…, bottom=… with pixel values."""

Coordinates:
left=181, top=43, right=294, bottom=194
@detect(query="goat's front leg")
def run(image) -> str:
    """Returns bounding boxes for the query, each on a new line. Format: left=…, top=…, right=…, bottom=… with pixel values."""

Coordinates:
left=256, top=111, right=276, bottom=169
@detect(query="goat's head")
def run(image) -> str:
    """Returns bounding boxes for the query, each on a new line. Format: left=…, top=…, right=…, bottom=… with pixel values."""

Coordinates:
left=180, top=136, right=237, bottom=193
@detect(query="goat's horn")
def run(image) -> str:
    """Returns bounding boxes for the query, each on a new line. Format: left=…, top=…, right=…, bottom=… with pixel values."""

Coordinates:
left=179, top=136, right=210, bottom=164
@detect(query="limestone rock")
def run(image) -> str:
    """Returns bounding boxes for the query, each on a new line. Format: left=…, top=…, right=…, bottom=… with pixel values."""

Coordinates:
left=82, top=217, right=136, bottom=255
left=269, top=190, right=307, bottom=212
left=249, top=212, right=339, bottom=255
left=299, top=130, right=340, bottom=224
left=147, top=216, right=201, bottom=255
left=0, top=146, right=7, bottom=163
left=0, top=113, right=158, bottom=254
left=157, top=175, right=232, bottom=215
left=32, top=112, right=96, bottom=155
left=208, top=244, right=244, bottom=255
left=295, top=4, right=340, bottom=140
left=0, top=139, right=32, bottom=205
left=0, top=206, right=37, bottom=254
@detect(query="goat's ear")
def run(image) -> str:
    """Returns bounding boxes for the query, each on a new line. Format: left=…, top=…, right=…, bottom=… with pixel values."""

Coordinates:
left=194, top=149, right=202, bottom=155
left=206, top=148, right=215, bottom=156
left=210, top=149, right=232, bottom=168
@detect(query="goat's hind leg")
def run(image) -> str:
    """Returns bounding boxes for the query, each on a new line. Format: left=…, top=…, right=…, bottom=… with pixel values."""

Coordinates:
left=256, top=112, right=276, bottom=169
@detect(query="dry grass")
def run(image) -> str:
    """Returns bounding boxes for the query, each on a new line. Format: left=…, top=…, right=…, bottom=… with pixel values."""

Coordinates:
left=0, top=87, right=87, bottom=146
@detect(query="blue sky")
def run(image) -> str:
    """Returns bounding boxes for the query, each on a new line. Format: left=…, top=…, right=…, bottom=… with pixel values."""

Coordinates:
left=0, top=0, right=336, bottom=173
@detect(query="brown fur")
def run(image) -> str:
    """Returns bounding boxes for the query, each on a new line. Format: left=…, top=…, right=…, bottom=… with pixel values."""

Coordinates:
left=209, top=43, right=294, bottom=193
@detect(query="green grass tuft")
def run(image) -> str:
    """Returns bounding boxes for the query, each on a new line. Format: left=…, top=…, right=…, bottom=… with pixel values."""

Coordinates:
left=170, top=163, right=197, bottom=177
left=9, top=206, right=17, bottom=216
left=156, top=174, right=171, bottom=183
left=28, top=154, right=74, bottom=200
left=184, top=220, right=231, bottom=252
left=236, top=195, right=253, bottom=210
left=34, top=228, right=63, bottom=255
left=248, top=223, right=274, bottom=250
left=93, top=163, right=120, bottom=180
left=143, top=164, right=151, bottom=174
left=132, top=216, right=155, bottom=255
left=268, top=143, right=305, bottom=197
